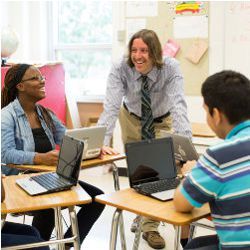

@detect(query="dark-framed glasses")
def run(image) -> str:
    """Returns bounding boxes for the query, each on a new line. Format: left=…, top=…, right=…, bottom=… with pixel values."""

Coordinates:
left=20, top=75, right=46, bottom=83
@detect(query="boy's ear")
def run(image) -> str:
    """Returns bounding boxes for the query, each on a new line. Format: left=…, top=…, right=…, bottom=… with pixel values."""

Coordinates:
left=212, top=107, right=222, bottom=126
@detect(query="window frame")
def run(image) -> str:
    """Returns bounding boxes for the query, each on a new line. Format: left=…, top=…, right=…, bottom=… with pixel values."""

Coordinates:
left=51, top=1, right=113, bottom=100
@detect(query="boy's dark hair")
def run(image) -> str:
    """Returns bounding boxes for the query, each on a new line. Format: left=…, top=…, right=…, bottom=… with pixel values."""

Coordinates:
left=127, top=29, right=163, bottom=69
left=201, top=70, right=250, bottom=124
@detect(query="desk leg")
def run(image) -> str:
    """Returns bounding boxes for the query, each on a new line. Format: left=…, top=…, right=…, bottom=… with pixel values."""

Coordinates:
left=174, top=226, right=182, bottom=250
left=54, top=207, right=65, bottom=250
left=68, top=206, right=80, bottom=250
left=119, top=213, right=127, bottom=250
left=132, top=216, right=142, bottom=250
left=110, top=208, right=121, bottom=250
left=112, top=162, right=120, bottom=191
left=111, top=163, right=127, bottom=250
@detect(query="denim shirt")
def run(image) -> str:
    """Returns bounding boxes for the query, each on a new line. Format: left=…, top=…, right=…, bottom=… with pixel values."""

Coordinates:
left=1, top=98, right=66, bottom=167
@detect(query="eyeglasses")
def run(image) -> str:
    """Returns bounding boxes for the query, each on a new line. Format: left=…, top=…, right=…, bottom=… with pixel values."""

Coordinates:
left=20, top=75, right=46, bottom=83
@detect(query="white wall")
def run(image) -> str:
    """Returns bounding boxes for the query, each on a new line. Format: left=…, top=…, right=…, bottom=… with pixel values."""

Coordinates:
left=0, top=1, right=51, bottom=62
left=1, top=1, right=247, bottom=124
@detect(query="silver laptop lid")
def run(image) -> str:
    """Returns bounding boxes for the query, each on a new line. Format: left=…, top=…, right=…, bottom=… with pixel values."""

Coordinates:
left=125, top=137, right=177, bottom=188
left=160, top=131, right=199, bottom=161
left=65, top=126, right=106, bottom=159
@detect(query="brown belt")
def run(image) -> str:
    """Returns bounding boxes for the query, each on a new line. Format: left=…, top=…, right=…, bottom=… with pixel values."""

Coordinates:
left=123, top=103, right=170, bottom=123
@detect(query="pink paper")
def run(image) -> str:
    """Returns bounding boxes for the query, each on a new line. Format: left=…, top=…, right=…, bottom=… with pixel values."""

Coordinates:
left=163, top=39, right=180, bottom=57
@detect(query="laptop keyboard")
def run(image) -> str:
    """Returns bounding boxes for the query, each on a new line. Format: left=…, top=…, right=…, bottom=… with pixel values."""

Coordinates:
left=31, top=173, right=71, bottom=190
left=137, top=178, right=180, bottom=194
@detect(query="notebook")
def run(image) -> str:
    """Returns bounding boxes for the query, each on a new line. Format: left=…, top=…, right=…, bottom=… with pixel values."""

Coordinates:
left=65, top=126, right=106, bottom=160
left=16, top=135, right=84, bottom=196
left=160, top=131, right=199, bottom=162
left=125, top=137, right=180, bottom=201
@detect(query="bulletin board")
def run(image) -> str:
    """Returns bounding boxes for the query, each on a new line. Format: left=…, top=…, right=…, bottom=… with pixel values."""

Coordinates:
left=125, top=1, right=209, bottom=96
left=224, top=2, right=250, bottom=79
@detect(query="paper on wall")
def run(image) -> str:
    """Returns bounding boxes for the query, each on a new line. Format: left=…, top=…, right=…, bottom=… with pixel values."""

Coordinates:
left=126, top=1, right=158, bottom=17
left=163, top=39, right=180, bottom=58
left=126, top=19, right=146, bottom=45
left=185, top=39, right=208, bottom=64
left=173, top=15, right=208, bottom=39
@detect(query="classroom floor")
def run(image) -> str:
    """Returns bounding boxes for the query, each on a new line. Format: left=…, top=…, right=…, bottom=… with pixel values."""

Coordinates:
left=6, top=165, right=215, bottom=250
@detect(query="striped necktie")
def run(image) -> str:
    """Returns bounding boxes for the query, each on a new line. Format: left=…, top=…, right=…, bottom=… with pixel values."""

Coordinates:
left=141, top=75, right=155, bottom=140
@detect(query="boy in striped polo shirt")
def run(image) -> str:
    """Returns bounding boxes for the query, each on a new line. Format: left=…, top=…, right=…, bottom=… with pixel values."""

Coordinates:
left=174, top=70, right=250, bottom=250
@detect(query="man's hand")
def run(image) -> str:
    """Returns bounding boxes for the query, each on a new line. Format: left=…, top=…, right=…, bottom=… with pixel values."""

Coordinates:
left=101, top=146, right=119, bottom=156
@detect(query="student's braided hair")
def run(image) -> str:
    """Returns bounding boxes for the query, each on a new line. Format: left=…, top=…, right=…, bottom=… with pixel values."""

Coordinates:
left=1, top=64, right=55, bottom=132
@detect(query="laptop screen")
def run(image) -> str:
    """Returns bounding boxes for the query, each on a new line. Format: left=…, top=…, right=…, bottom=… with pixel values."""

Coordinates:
left=56, top=135, right=84, bottom=184
left=125, top=137, right=177, bottom=186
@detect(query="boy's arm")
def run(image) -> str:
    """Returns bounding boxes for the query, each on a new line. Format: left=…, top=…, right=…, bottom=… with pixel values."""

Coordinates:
left=174, top=184, right=194, bottom=212
left=174, top=160, right=196, bottom=212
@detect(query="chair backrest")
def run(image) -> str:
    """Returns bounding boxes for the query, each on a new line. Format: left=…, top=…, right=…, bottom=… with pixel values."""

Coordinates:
left=66, top=92, right=82, bottom=129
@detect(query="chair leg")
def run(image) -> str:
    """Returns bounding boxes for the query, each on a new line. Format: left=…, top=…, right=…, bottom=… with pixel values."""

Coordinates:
left=62, top=212, right=69, bottom=228
left=22, top=214, right=26, bottom=224
left=188, top=221, right=215, bottom=242
left=188, top=223, right=197, bottom=242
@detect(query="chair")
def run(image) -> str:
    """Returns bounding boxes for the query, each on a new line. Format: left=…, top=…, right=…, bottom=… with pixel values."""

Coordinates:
left=66, top=92, right=82, bottom=129
left=188, top=218, right=215, bottom=241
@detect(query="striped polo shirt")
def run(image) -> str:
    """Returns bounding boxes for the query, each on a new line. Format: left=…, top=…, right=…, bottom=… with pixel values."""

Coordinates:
left=181, top=120, right=250, bottom=250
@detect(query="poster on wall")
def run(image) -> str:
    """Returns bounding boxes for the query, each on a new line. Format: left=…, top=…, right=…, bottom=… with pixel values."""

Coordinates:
left=126, top=19, right=146, bottom=44
left=175, top=2, right=206, bottom=15
left=173, top=15, right=208, bottom=38
left=126, top=1, right=158, bottom=17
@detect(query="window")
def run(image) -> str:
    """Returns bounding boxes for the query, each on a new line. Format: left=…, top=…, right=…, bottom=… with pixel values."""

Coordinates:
left=53, top=1, right=112, bottom=97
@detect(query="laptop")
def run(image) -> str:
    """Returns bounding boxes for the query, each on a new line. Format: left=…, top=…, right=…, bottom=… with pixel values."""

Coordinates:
left=125, top=137, right=181, bottom=201
left=65, top=126, right=106, bottom=160
left=160, top=131, right=199, bottom=162
left=16, top=135, right=84, bottom=196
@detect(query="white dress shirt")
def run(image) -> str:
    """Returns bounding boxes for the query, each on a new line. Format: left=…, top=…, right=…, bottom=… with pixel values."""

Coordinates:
left=98, top=57, right=192, bottom=145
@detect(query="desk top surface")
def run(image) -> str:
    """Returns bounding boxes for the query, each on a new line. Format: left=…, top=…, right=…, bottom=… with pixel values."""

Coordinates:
left=1, top=174, right=92, bottom=214
left=96, top=188, right=210, bottom=226
left=191, top=122, right=215, bottom=138
left=7, top=153, right=126, bottom=172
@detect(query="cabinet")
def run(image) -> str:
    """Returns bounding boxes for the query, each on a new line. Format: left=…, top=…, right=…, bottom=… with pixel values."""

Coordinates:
left=1, top=62, right=66, bottom=123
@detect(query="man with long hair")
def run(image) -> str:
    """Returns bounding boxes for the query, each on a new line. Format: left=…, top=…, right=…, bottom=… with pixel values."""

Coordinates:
left=98, top=29, right=191, bottom=249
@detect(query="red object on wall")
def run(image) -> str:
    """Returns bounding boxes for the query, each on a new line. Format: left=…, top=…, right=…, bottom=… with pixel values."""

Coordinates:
left=1, top=62, right=66, bottom=124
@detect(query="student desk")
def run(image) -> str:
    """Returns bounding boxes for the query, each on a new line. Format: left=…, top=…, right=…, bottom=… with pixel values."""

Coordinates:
left=6, top=153, right=126, bottom=190
left=191, top=122, right=215, bottom=138
left=95, top=188, right=210, bottom=250
left=1, top=174, right=92, bottom=250
left=5, top=154, right=128, bottom=249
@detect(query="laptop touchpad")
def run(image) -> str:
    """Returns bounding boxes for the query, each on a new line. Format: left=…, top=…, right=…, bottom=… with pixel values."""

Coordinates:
left=151, top=189, right=175, bottom=201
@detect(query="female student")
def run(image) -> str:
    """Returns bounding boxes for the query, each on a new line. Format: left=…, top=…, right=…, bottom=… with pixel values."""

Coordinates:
left=1, top=64, right=105, bottom=249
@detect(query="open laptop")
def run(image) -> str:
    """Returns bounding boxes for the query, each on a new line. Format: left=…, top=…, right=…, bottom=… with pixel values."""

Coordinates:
left=16, top=135, right=84, bottom=196
left=65, top=126, right=106, bottom=160
left=160, top=131, right=199, bottom=162
left=125, top=137, right=181, bottom=201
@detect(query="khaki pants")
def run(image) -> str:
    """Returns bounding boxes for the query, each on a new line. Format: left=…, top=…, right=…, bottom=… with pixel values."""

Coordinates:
left=119, top=106, right=172, bottom=232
